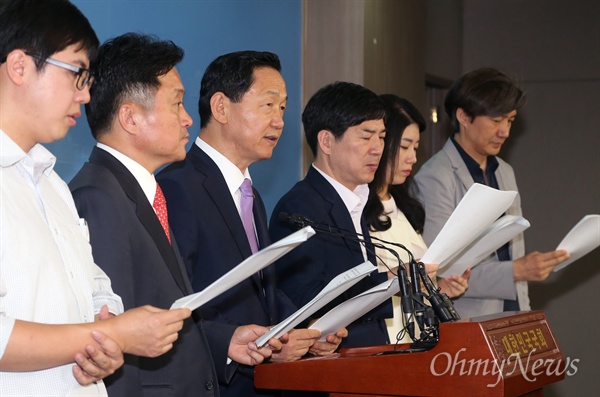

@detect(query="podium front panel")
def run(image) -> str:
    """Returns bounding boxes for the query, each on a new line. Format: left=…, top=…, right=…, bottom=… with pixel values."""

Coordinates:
left=255, top=311, right=565, bottom=397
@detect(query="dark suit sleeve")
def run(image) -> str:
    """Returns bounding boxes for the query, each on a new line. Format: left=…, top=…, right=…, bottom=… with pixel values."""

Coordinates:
left=72, top=185, right=137, bottom=303
left=270, top=196, right=332, bottom=313
left=71, top=184, right=143, bottom=396
left=197, top=316, right=238, bottom=384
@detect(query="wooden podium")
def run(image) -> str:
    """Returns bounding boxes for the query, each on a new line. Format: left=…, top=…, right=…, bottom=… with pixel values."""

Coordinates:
left=255, top=311, right=565, bottom=396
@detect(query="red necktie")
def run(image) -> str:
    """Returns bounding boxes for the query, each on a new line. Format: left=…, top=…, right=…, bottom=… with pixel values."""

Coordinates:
left=153, top=183, right=171, bottom=244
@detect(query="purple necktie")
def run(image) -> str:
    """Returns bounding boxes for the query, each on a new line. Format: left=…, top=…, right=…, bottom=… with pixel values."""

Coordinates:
left=240, top=178, right=259, bottom=253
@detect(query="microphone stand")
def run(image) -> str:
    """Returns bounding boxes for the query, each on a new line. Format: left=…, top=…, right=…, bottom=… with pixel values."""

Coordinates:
left=370, top=231, right=461, bottom=324
left=280, top=212, right=421, bottom=345
left=279, top=212, right=461, bottom=352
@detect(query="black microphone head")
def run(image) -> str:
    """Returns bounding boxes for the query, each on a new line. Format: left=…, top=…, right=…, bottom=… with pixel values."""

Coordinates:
left=279, top=212, right=313, bottom=228
left=278, top=212, right=303, bottom=228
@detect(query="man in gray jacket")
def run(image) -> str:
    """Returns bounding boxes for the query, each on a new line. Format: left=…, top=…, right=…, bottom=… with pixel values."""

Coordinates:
left=415, top=68, right=569, bottom=318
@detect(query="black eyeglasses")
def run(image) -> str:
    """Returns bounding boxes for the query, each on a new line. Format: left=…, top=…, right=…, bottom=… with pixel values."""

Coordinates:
left=26, top=52, right=94, bottom=90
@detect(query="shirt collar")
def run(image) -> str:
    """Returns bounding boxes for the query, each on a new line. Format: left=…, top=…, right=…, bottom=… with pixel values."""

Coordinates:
left=1, top=129, right=56, bottom=184
left=96, top=143, right=157, bottom=205
left=312, top=163, right=369, bottom=216
left=451, top=135, right=499, bottom=176
left=195, top=137, right=250, bottom=194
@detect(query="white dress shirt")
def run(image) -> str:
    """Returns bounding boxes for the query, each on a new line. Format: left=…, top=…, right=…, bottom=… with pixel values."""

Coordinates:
left=0, top=131, right=123, bottom=396
left=96, top=143, right=158, bottom=207
left=195, top=137, right=252, bottom=219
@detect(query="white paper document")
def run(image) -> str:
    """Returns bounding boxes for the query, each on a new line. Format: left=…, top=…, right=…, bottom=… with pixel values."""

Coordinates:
left=553, top=214, right=600, bottom=272
left=254, top=261, right=376, bottom=347
left=170, top=226, right=316, bottom=310
left=309, top=278, right=400, bottom=342
left=421, top=183, right=517, bottom=268
left=438, top=215, right=530, bottom=278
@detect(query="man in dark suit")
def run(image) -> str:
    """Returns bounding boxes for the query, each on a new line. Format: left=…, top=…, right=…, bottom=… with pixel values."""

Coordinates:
left=70, top=34, right=280, bottom=397
left=269, top=81, right=393, bottom=348
left=158, top=50, right=345, bottom=397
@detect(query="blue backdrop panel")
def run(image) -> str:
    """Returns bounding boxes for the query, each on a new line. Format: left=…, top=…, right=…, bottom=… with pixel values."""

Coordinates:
left=47, top=0, right=303, bottom=217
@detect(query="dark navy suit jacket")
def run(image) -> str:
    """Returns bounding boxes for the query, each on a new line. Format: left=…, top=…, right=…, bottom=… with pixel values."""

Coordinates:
left=70, top=147, right=235, bottom=397
left=269, top=166, right=392, bottom=349
left=157, top=144, right=296, bottom=397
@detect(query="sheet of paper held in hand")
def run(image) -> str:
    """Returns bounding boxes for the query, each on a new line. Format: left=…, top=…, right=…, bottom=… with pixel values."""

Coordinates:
left=309, top=278, right=400, bottom=342
left=254, top=261, right=376, bottom=347
left=420, top=183, right=517, bottom=270
left=437, top=215, right=530, bottom=278
left=553, top=214, right=600, bottom=272
left=170, top=226, right=316, bottom=310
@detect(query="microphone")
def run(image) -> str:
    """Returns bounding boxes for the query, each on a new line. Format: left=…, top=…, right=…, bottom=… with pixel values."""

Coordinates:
left=415, top=262, right=461, bottom=322
left=279, top=211, right=418, bottom=341
left=396, top=255, right=416, bottom=341
left=409, top=259, right=426, bottom=333
left=280, top=212, right=461, bottom=326
left=279, top=212, right=311, bottom=228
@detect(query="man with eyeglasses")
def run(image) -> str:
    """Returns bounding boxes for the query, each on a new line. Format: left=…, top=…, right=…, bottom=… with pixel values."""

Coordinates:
left=0, top=1, right=193, bottom=396
left=24, top=52, right=95, bottom=90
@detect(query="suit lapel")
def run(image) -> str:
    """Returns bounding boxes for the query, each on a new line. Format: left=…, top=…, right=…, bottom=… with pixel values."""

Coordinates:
left=305, top=168, right=366, bottom=260
left=190, top=146, right=254, bottom=258
left=360, top=217, right=377, bottom=265
left=89, top=147, right=190, bottom=294
left=252, top=186, right=270, bottom=251
left=495, top=164, right=511, bottom=191
left=251, top=186, right=273, bottom=311
left=444, top=138, right=475, bottom=192
left=189, top=146, right=267, bottom=298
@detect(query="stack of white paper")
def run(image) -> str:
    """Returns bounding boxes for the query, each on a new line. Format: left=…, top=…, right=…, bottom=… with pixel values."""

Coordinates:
left=421, top=183, right=517, bottom=268
left=438, top=215, right=530, bottom=277
left=170, top=226, right=316, bottom=310
left=554, top=214, right=600, bottom=272
left=309, top=278, right=400, bottom=342
left=254, top=261, right=376, bottom=347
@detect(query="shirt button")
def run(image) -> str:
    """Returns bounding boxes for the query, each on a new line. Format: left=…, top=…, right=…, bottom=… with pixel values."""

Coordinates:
left=205, top=381, right=213, bottom=391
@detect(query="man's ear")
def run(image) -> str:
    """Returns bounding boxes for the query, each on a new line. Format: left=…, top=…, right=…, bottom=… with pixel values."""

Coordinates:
left=456, top=108, right=472, bottom=127
left=317, top=130, right=333, bottom=156
left=210, top=92, right=229, bottom=125
left=117, top=102, right=141, bottom=135
left=4, top=50, right=28, bottom=85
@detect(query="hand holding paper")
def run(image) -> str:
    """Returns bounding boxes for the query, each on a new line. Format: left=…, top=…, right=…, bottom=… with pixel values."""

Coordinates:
left=308, top=327, right=348, bottom=356
left=270, top=328, right=322, bottom=362
left=228, top=324, right=283, bottom=365
left=254, top=261, right=376, bottom=347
